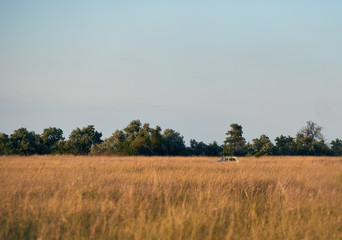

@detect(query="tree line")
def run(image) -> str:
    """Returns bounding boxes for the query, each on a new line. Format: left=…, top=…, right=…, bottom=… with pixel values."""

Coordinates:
left=0, top=120, right=341, bottom=156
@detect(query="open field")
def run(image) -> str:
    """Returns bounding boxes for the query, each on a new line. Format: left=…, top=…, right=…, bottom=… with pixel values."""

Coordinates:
left=0, top=156, right=341, bottom=240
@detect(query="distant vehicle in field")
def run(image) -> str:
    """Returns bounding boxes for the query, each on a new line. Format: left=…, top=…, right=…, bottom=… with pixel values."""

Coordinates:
left=217, top=156, right=239, bottom=162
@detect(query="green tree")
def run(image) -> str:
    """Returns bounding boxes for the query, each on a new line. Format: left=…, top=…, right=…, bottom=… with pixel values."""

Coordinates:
left=150, top=126, right=166, bottom=155
left=54, top=140, right=68, bottom=154
left=188, top=140, right=222, bottom=156
left=189, top=139, right=208, bottom=156
left=130, top=123, right=152, bottom=155
left=245, top=142, right=255, bottom=156
left=41, top=127, right=64, bottom=153
left=7, top=128, right=39, bottom=155
left=162, top=129, right=186, bottom=155
left=207, top=141, right=222, bottom=156
left=294, top=133, right=311, bottom=155
left=67, top=125, right=102, bottom=155
left=252, top=135, right=274, bottom=156
left=91, top=130, right=126, bottom=155
left=138, top=123, right=151, bottom=138
left=130, top=136, right=151, bottom=155
left=91, top=123, right=168, bottom=156
left=34, top=133, right=49, bottom=154
left=296, top=122, right=330, bottom=155
left=274, top=135, right=296, bottom=155
left=123, top=120, right=142, bottom=141
left=0, top=133, right=9, bottom=155
left=311, top=140, right=331, bottom=156
left=223, top=123, right=246, bottom=156
left=331, top=138, right=342, bottom=156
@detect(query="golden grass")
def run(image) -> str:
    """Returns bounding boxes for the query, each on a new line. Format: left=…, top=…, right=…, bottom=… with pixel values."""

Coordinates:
left=0, top=156, right=341, bottom=240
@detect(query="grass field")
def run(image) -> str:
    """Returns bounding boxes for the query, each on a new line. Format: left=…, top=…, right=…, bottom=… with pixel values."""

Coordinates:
left=0, top=156, right=341, bottom=240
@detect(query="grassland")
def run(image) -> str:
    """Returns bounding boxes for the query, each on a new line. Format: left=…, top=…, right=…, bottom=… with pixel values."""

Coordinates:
left=0, top=156, right=341, bottom=240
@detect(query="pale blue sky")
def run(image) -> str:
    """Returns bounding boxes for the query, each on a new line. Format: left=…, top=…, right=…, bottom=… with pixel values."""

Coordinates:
left=1, top=1, right=342, bottom=144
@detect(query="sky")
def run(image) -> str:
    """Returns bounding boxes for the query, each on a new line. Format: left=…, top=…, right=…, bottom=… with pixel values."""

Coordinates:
left=1, top=0, right=342, bottom=145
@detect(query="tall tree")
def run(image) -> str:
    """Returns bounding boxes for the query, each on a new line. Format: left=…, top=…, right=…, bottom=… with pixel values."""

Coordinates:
left=299, top=121, right=324, bottom=141
left=189, top=139, right=208, bottom=156
left=7, top=128, right=39, bottom=155
left=150, top=126, right=165, bottom=155
left=331, top=138, right=342, bottom=156
left=274, top=135, right=296, bottom=155
left=296, top=122, right=330, bottom=155
left=130, top=123, right=152, bottom=155
left=252, top=135, right=274, bottom=156
left=123, top=120, right=142, bottom=141
left=294, top=133, right=311, bottom=155
left=207, top=141, right=222, bottom=156
left=162, top=129, right=186, bottom=155
left=91, top=130, right=126, bottom=155
left=41, top=127, right=64, bottom=153
left=67, top=125, right=102, bottom=155
left=0, top=133, right=9, bottom=155
left=130, top=136, right=152, bottom=155
left=223, top=123, right=246, bottom=156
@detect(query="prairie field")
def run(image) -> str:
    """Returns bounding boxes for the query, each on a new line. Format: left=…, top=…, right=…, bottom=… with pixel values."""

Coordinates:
left=0, top=156, right=341, bottom=240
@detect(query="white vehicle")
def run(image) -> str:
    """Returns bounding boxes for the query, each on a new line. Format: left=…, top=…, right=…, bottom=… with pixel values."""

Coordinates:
left=217, top=156, right=239, bottom=162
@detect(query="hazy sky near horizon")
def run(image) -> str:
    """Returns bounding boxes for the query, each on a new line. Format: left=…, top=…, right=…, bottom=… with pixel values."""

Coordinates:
left=1, top=0, right=342, bottom=144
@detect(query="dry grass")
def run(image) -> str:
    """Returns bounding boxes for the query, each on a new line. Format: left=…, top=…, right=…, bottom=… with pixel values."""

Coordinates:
left=0, top=156, right=341, bottom=240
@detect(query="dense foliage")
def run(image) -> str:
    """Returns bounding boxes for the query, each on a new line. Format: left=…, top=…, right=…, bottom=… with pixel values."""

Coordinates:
left=0, top=120, right=341, bottom=156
